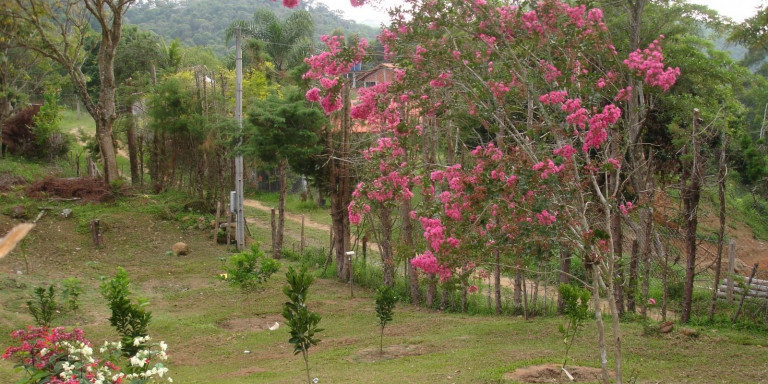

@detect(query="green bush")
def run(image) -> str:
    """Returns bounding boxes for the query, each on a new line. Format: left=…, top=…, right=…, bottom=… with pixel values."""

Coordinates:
left=100, top=267, right=152, bottom=356
left=28, top=285, right=58, bottom=328
left=223, top=244, right=281, bottom=290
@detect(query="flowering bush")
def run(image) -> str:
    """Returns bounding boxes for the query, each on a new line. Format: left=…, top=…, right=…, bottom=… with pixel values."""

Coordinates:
left=2, top=327, right=171, bottom=384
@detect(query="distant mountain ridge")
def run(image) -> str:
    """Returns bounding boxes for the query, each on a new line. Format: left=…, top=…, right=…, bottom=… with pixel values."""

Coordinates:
left=125, top=0, right=380, bottom=56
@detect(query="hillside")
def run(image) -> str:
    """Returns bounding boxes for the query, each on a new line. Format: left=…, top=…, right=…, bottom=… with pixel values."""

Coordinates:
left=125, top=0, right=381, bottom=56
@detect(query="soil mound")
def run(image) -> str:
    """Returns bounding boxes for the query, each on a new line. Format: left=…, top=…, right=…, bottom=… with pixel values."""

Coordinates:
left=504, top=364, right=609, bottom=383
left=25, top=177, right=112, bottom=202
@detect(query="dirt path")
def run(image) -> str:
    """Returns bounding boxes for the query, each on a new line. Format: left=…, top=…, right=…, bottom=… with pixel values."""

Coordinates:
left=243, top=198, right=383, bottom=255
left=243, top=199, right=330, bottom=232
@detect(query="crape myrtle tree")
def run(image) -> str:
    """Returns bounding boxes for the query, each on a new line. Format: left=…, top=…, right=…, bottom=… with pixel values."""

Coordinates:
left=304, top=1, right=679, bottom=383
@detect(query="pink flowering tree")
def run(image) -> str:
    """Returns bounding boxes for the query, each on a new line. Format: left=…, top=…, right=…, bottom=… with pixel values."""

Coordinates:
left=314, top=1, right=680, bottom=383
left=303, top=34, right=369, bottom=281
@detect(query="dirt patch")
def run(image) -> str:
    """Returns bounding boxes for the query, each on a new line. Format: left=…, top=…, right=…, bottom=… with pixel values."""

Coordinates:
left=504, top=364, right=610, bottom=383
left=25, top=177, right=112, bottom=202
left=217, top=314, right=284, bottom=332
left=349, top=344, right=425, bottom=362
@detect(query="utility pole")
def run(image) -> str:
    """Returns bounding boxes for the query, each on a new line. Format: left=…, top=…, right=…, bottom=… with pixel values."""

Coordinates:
left=235, top=27, right=245, bottom=251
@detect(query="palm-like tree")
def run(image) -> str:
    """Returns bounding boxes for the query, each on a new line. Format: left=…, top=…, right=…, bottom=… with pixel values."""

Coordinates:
left=226, top=9, right=314, bottom=74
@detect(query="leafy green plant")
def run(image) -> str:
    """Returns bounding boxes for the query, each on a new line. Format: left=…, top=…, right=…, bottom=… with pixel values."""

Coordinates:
left=27, top=285, right=57, bottom=328
left=558, top=283, right=590, bottom=370
left=282, top=266, right=323, bottom=384
left=375, top=285, right=398, bottom=354
left=61, top=277, right=84, bottom=311
left=223, top=244, right=280, bottom=290
left=100, top=267, right=152, bottom=356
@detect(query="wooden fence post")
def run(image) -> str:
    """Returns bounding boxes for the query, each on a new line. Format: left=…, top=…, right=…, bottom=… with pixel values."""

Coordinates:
left=90, top=220, right=103, bottom=247
left=727, top=239, right=736, bottom=302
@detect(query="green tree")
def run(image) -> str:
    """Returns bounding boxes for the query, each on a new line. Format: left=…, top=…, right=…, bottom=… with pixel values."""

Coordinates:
left=374, top=285, right=397, bottom=354
left=245, top=87, right=326, bottom=258
left=1, top=0, right=137, bottom=183
left=282, top=266, right=323, bottom=384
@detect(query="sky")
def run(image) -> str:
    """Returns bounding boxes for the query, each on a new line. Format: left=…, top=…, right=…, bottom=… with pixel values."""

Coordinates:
left=316, top=0, right=767, bottom=27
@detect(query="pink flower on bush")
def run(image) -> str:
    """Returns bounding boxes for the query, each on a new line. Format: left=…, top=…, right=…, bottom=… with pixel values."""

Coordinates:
left=305, top=87, right=321, bottom=102
left=536, top=210, right=557, bottom=225
left=539, top=90, right=568, bottom=105
left=467, top=285, right=479, bottom=294
left=619, top=201, right=634, bottom=216
left=411, top=251, right=452, bottom=281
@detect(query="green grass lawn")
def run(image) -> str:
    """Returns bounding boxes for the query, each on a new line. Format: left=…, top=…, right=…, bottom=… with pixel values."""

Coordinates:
left=3, top=193, right=768, bottom=384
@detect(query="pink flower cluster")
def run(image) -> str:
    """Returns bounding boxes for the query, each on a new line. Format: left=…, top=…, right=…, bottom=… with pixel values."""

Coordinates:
left=619, top=201, right=634, bottom=216
left=351, top=82, right=390, bottom=120
left=536, top=209, right=557, bottom=225
left=420, top=216, right=446, bottom=252
left=411, top=251, right=453, bottom=281
left=539, top=90, right=568, bottom=104
left=553, top=144, right=577, bottom=161
left=532, top=158, right=564, bottom=179
left=583, top=104, right=621, bottom=152
left=623, top=36, right=680, bottom=91
left=304, top=35, right=368, bottom=114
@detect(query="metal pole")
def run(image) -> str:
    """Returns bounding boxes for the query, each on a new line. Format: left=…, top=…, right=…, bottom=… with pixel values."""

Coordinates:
left=235, top=27, right=245, bottom=251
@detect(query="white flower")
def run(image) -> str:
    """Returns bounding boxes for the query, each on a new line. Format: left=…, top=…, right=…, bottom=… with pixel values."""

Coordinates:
left=39, top=348, right=48, bottom=356
left=160, top=341, right=168, bottom=352
left=133, top=337, right=142, bottom=347
left=130, top=355, right=146, bottom=367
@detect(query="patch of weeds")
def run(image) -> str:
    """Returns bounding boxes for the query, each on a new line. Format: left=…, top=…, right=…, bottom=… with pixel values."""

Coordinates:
left=61, top=277, right=84, bottom=311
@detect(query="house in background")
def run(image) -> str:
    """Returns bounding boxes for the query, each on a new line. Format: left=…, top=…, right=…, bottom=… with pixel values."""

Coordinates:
left=354, top=63, right=396, bottom=88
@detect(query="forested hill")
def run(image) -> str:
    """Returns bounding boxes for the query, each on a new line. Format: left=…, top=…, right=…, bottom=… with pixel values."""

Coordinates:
left=125, top=0, right=381, bottom=55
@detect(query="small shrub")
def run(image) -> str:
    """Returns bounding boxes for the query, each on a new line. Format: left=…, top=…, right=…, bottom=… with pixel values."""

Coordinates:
left=282, top=266, right=323, bottom=384
left=223, top=244, right=281, bottom=290
left=558, top=283, right=590, bottom=369
left=375, top=285, right=398, bottom=353
left=28, top=285, right=57, bottom=328
left=100, top=267, right=152, bottom=356
left=61, top=277, right=84, bottom=311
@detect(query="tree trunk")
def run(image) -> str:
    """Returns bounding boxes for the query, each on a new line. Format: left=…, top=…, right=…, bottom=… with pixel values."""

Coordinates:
left=709, top=131, right=728, bottom=322
left=590, top=265, right=610, bottom=384
left=127, top=103, right=140, bottom=185
left=426, top=275, right=437, bottom=307
left=627, top=240, right=639, bottom=313
left=276, top=158, right=287, bottom=258
left=612, top=209, right=625, bottom=317
left=379, top=208, right=395, bottom=287
left=681, top=109, right=702, bottom=324
left=514, top=265, right=522, bottom=307
left=402, top=201, right=420, bottom=304
left=558, top=247, right=571, bottom=314
left=495, top=249, right=502, bottom=314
